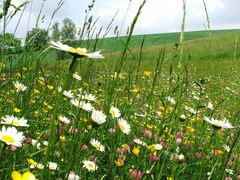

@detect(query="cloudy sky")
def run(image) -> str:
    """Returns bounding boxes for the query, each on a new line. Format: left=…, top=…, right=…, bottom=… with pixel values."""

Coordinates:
left=3, top=0, right=240, bottom=39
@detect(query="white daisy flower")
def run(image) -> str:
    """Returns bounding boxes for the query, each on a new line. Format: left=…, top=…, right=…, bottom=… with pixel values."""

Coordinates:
left=68, top=171, right=80, bottom=180
left=83, top=160, right=98, bottom=171
left=225, top=168, right=234, bottom=175
left=203, top=117, right=233, bottom=129
left=154, top=144, right=163, bottom=151
left=90, top=138, right=105, bottom=152
left=1, top=115, right=29, bottom=127
left=166, top=96, right=176, bottom=104
left=91, top=110, right=107, bottom=125
left=36, top=163, right=44, bottom=170
left=179, top=114, right=186, bottom=120
left=206, top=102, right=214, bottom=110
left=110, top=106, right=121, bottom=118
left=71, top=99, right=94, bottom=112
left=58, top=87, right=62, bottom=92
left=133, top=138, right=147, bottom=146
left=50, top=41, right=104, bottom=59
left=13, top=81, right=27, bottom=92
left=47, top=162, right=58, bottom=170
left=58, top=115, right=70, bottom=124
left=0, top=126, right=25, bottom=147
left=63, top=90, right=74, bottom=99
left=72, top=73, right=82, bottom=81
left=222, top=144, right=230, bottom=152
left=81, top=94, right=96, bottom=101
left=178, top=154, right=185, bottom=161
left=31, top=139, right=38, bottom=146
left=118, top=118, right=131, bottom=135
left=185, top=106, right=197, bottom=115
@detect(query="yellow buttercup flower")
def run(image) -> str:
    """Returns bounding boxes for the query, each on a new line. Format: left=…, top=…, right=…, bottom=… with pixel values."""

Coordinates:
left=27, top=159, right=38, bottom=166
left=11, top=171, right=36, bottom=180
left=187, top=126, right=196, bottom=133
left=13, top=108, right=21, bottom=113
left=216, top=150, right=224, bottom=156
left=47, top=85, right=54, bottom=90
left=143, top=71, right=152, bottom=77
left=38, top=80, right=46, bottom=87
left=132, top=87, right=139, bottom=93
left=132, top=146, right=140, bottom=156
left=115, top=160, right=124, bottom=167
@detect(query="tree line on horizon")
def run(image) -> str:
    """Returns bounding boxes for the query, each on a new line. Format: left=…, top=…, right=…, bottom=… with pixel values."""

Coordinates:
left=1, top=17, right=78, bottom=53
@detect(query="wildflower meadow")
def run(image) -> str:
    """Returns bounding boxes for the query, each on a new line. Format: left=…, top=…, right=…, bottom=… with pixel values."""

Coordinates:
left=0, top=0, right=240, bottom=179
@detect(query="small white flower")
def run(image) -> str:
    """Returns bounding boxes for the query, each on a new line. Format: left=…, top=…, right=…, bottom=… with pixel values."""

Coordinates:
left=118, top=118, right=131, bottom=135
left=31, top=139, right=38, bottom=146
left=81, top=94, right=96, bottom=101
left=58, top=115, right=70, bottom=124
left=225, top=168, right=234, bottom=175
left=68, top=171, right=80, bottom=180
left=63, top=90, right=74, bottom=99
left=110, top=106, right=121, bottom=118
left=1, top=115, right=29, bottom=127
left=180, top=114, right=186, bottom=120
left=90, top=138, right=105, bottom=152
left=222, top=144, right=230, bottom=152
left=206, top=102, right=214, bottom=110
left=166, top=96, right=176, bottom=104
left=146, top=170, right=151, bottom=174
left=73, top=73, right=82, bottom=81
left=30, top=164, right=35, bottom=169
left=13, top=81, right=27, bottom=92
left=43, top=141, right=48, bottom=146
left=36, top=163, right=44, bottom=170
left=178, top=154, right=185, bottom=161
left=91, top=110, right=107, bottom=125
left=154, top=144, right=163, bottom=151
left=48, top=162, right=58, bottom=170
left=58, top=87, right=62, bottom=92
left=0, top=126, right=25, bottom=147
left=71, top=99, right=94, bottom=112
left=185, top=106, right=197, bottom=115
left=133, top=138, right=147, bottom=146
left=36, top=143, right=41, bottom=150
left=83, top=160, right=98, bottom=171
left=203, top=117, right=233, bottom=129
left=176, top=147, right=180, bottom=153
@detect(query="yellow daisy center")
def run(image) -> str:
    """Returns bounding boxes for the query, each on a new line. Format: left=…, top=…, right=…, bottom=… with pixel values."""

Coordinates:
left=110, top=110, right=115, bottom=116
left=12, top=121, right=20, bottom=126
left=2, top=135, right=15, bottom=143
left=94, top=144, right=100, bottom=149
left=87, top=163, right=94, bottom=169
left=68, top=47, right=86, bottom=55
left=213, top=121, right=222, bottom=127
left=120, top=124, right=126, bottom=131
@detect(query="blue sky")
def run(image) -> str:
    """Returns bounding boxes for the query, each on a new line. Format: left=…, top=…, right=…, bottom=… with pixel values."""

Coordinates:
left=4, top=0, right=240, bottom=39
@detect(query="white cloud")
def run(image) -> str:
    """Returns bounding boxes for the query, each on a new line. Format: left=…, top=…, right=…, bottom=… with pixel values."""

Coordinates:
left=2, top=0, right=240, bottom=39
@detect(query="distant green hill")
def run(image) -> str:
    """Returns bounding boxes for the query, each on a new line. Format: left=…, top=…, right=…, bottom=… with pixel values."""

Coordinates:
left=95, top=29, right=240, bottom=52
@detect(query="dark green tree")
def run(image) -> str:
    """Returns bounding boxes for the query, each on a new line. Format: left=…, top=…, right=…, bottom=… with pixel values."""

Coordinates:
left=51, top=22, right=60, bottom=41
left=61, top=18, right=76, bottom=42
left=0, top=33, right=21, bottom=48
left=25, top=28, right=49, bottom=50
